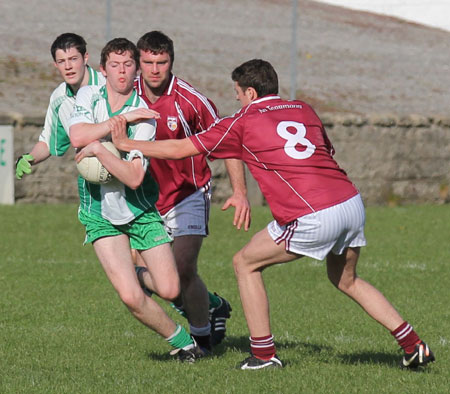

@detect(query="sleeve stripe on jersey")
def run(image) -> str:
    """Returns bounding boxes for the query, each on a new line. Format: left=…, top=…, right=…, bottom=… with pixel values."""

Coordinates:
left=173, top=98, right=199, bottom=189
left=193, top=134, right=211, bottom=155
left=175, top=101, right=192, bottom=137
left=176, top=90, right=199, bottom=114
left=176, top=79, right=218, bottom=120
left=50, top=96, right=67, bottom=156
left=205, top=102, right=254, bottom=153
left=207, top=113, right=244, bottom=154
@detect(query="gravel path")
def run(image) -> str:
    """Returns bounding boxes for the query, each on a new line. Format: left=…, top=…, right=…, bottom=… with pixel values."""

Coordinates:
left=1, top=0, right=450, bottom=117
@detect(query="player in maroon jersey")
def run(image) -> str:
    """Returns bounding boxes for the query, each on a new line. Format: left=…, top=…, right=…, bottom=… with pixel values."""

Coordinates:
left=132, top=31, right=251, bottom=351
left=112, top=59, right=435, bottom=370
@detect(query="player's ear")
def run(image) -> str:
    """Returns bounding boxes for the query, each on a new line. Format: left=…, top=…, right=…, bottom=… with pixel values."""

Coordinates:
left=84, top=52, right=89, bottom=65
left=100, top=64, right=107, bottom=77
left=246, top=87, right=258, bottom=101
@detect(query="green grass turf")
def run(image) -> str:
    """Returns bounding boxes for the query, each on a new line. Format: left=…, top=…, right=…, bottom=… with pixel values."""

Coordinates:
left=0, top=203, right=448, bottom=393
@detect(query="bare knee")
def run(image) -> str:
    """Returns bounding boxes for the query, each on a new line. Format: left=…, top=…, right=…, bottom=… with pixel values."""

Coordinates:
left=119, top=288, right=146, bottom=312
left=233, top=250, right=250, bottom=278
left=155, top=281, right=180, bottom=301
left=330, top=275, right=358, bottom=295
left=233, top=246, right=274, bottom=278
left=327, top=266, right=351, bottom=290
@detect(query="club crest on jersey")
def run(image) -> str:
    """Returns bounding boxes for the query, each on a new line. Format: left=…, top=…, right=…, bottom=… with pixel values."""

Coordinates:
left=167, top=116, right=178, bottom=131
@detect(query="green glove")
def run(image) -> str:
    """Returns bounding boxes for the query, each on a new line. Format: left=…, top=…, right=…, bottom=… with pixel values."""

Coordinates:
left=15, top=154, right=34, bottom=180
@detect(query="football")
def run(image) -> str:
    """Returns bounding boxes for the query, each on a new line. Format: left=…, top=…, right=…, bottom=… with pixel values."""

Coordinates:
left=76, top=141, right=121, bottom=184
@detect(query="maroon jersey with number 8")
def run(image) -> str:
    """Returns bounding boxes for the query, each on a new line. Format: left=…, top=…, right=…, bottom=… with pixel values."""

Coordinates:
left=191, top=95, right=358, bottom=225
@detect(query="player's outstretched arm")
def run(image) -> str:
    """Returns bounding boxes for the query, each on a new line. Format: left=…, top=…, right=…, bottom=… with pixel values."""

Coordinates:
left=111, top=115, right=200, bottom=160
left=70, top=108, right=159, bottom=149
left=222, top=159, right=251, bottom=231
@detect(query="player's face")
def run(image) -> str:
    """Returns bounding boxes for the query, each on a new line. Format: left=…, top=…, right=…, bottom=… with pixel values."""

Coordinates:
left=139, top=50, right=171, bottom=90
left=234, top=82, right=252, bottom=107
left=53, top=47, right=88, bottom=87
left=101, top=51, right=137, bottom=95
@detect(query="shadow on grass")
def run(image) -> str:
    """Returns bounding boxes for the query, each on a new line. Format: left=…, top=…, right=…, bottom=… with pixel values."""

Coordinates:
left=144, top=335, right=251, bottom=362
left=338, top=351, right=435, bottom=372
left=146, top=335, right=432, bottom=371
left=338, top=351, right=399, bottom=367
left=145, top=351, right=173, bottom=362
left=145, top=335, right=330, bottom=364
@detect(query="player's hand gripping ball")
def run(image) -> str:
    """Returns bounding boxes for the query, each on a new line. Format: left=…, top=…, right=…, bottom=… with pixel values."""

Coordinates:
left=76, top=141, right=121, bottom=184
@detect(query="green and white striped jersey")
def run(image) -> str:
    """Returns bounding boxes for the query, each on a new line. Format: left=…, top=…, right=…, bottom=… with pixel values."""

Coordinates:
left=38, top=66, right=105, bottom=156
left=70, top=84, right=159, bottom=225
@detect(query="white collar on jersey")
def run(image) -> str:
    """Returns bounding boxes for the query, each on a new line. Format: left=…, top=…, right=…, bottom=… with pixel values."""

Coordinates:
left=252, top=95, right=281, bottom=105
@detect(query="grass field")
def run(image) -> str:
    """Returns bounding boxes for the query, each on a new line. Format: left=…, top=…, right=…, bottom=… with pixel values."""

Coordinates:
left=0, top=203, right=449, bottom=393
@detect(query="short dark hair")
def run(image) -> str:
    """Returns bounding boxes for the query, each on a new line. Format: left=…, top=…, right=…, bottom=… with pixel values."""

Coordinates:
left=136, top=31, right=174, bottom=67
left=231, top=59, right=279, bottom=97
left=50, top=33, right=87, bottom=61
left=100, top=37, right=140, bottom=69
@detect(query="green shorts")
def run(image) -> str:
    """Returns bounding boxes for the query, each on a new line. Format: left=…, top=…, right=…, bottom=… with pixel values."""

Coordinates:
left=78, top=209, right=172, bottom=250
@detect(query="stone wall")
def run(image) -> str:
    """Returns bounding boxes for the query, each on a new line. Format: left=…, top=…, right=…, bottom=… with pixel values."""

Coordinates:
left=321, top=114, right=450, bottom=206
left=4, top=112, right=450, bottom=206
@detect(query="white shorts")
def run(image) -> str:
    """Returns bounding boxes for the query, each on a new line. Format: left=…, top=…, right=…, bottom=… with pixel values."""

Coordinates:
left=161, top=185, right=211, bottom=238
left=267, top=194, right=367, bottom=260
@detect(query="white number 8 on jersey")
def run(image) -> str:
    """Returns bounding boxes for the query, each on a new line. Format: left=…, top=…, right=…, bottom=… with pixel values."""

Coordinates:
left=276, top=121, right=316, bottom=160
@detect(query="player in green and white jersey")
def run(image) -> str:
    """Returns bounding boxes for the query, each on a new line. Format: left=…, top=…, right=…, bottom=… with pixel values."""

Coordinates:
left=70, top=38, right=205, bottom=362
left=70, top=82, right=159, bottom=223
left=15, top=33, right=105, bottom=179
